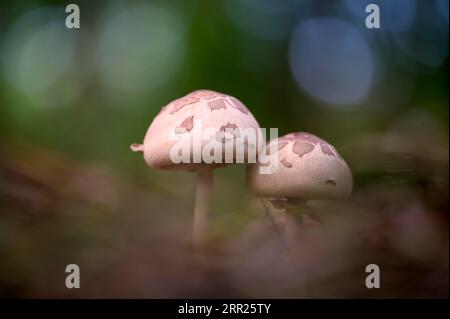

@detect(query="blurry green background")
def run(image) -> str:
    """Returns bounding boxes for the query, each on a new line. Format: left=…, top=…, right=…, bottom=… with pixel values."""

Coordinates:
left=0, top=0, right=448, bottom=298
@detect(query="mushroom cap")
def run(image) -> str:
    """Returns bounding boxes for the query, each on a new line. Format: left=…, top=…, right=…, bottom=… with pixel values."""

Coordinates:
left=247, top=132, right=353, bottom=200
left=131, top=90, right=263, bottom=170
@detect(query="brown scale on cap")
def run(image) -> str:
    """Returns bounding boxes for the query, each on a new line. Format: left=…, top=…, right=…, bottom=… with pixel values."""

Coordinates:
left=171, top=91, right=217, bottom=114
left=191, top=90, right=225, bottom=100
left=296, top=132, right=326, bottom=143
left=215, top=123, right=239, bottom=143
left=320, top=144, right=335, bottom=156
left=174, top=116, right=194, bottom=134
left=277, top=141, right=289, bottom=151
left=280, top=158, right=293, bottom=168
left=321, top=143, right=342, bottom=159
left=277, top=132, right=343, bottom=159
left=164, top=90, right=250, bottom=119
left=169, top=91, right=224, bottom=114
left=228, top=97, right=249, bottom=115
left=293, top=141, right=315, bottom=158
left=207, top=98, right=227, bottom=111
left=170, top=96, right=200, bottom=114
left=206, top=96, right=250, bottom=115
left=280, top=132, right=320, bottom=143
left=278, top=134, right=298, bottom=142
left=265, top=141, right=289, bottom=155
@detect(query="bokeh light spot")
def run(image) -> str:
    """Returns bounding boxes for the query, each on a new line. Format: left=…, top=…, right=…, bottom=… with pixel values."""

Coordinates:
left=289, top=17, right=375, bottom=107
left=97, top=4, right=185, bottom=93
left=2, top=8, right=75, bottom=94
left=344, top=0, right=417, bottom=33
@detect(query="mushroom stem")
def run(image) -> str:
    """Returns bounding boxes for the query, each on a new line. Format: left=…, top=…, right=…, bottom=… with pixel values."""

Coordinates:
left=193, top=166, right=213, bottom=247
left=261, top=199, right=290, bottom=253
left=283, top=198, right=308, bottom=252
left=284, top=213, right=301, bottom=250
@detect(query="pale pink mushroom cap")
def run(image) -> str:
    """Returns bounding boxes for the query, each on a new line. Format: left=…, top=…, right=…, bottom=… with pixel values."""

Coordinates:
left=131, top=90, right=263, bottom=170
left=247, top=132, right=353, bottom=200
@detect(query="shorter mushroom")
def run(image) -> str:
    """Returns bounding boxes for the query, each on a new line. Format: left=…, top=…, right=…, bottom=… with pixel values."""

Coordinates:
left=247, top=132, right=352, bottom=245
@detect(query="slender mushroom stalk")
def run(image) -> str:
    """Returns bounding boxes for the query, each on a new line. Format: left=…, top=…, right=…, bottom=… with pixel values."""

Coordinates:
left=131, top=90, right=262, bottom=248
left=247, top=132, right=353, bottom=250
left=283, top=213, right=301, bottom=253
left=283, top=198, right=305, bottom=245
left=261, top=198, right=289, bottom=251
left=193, top=167, right=213, bottom=247
left=285, top=198, right=322, bottom=224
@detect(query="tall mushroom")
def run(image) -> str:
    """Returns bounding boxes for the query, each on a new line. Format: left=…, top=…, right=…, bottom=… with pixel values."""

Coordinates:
left=247, top=132, right=352, bottom=243
left=131, top=90, right=262, bottom=247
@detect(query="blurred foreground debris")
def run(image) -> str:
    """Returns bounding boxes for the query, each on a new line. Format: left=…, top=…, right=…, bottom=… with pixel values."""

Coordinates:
left=0, top=132, right=448, bottom=298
